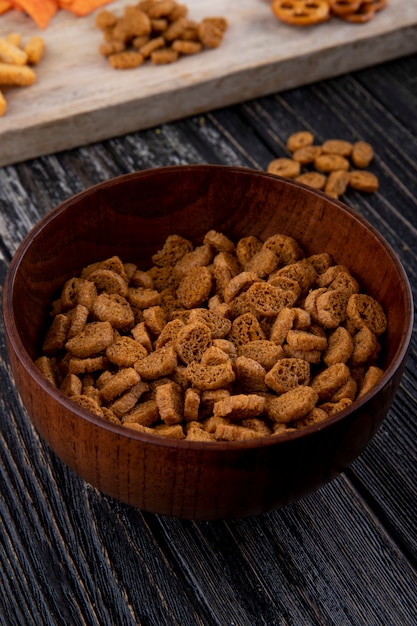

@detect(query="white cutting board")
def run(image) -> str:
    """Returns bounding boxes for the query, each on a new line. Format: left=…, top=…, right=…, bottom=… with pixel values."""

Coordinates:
left=0, top=0, right=416, bottom=166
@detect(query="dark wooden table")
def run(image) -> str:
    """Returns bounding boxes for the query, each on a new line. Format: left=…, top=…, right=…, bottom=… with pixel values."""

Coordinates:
left=1, top=51, right=416, bottom=626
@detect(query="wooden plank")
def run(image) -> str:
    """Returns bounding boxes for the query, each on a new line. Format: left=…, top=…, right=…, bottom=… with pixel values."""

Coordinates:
left=0, top=0, right=417, bottom=166
left=1, top=54, right=417, bottom=625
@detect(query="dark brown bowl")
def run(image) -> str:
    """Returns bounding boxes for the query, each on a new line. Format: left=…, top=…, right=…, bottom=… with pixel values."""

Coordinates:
left=3, top=165, right=413, bottom=519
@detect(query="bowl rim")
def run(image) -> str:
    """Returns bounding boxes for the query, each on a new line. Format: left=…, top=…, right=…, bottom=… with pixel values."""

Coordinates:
left=3, top=164, right=414, bottom=451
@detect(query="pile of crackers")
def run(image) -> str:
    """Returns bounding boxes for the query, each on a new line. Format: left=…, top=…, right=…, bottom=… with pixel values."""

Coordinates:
left=271, top=0, right=387, bottom=26
left=35, top=229, right=386, bottom=442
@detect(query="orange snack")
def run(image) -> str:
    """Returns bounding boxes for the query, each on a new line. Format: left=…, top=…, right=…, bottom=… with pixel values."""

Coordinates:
left=1, top=0, right=115, bottom=28
left=60, top=0, right=113, bottom=17
left=12, top=0, right=58, bottom=29
left=0, top=1, right=13, bottom=15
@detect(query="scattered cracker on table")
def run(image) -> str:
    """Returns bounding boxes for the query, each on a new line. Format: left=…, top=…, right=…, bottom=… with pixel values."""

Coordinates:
left=36, top=228, right=387, bottom=442
left=268, top=132, right=379, bottom=200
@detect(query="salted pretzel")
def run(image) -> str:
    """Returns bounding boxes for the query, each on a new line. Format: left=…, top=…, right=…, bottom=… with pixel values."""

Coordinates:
left=272, top=0, right=387, bottom=25
left=340, top=0, right=386, bottom=22
left=327, top=0, right=361, bottom=15
left=271, top=0, right=331, bottom=25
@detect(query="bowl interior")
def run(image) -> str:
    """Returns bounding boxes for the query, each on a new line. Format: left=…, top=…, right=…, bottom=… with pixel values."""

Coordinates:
left=9, top=165, right=411, bottom=380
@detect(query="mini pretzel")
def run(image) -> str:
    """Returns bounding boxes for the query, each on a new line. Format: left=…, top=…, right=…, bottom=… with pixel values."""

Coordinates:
left=328, top=0, right=362, bottom=13
left=271, top=0, right=331, bottom=26
left=340, top=0, right=386, bottom=22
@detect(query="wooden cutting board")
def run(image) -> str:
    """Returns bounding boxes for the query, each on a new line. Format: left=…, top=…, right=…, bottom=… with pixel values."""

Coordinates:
left=1, top=0, right=416, bottom=167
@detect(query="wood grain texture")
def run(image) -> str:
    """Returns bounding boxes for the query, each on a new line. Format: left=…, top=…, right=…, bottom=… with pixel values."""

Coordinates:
left=0, top=52, right=416, bottom=625
left=0, top=0, right=417, bottom=166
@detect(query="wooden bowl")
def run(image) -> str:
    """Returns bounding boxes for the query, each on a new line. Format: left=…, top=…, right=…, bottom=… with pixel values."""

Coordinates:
left=3, top=165, right=413, bottom=520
